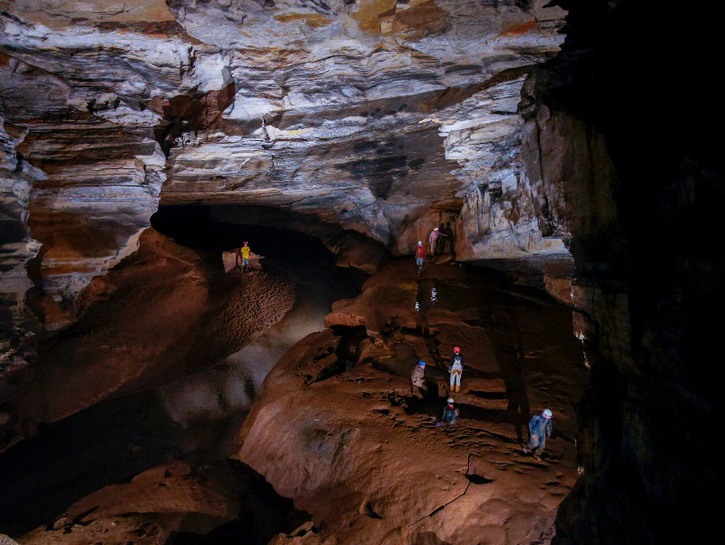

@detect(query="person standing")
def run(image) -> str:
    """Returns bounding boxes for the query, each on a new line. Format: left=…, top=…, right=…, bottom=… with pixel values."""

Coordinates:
left=448, top=346, right=464, bottom=393
left=236, top=241, right=251, bottom=272
left=415, top=240, right=427, bottom=274
left=410, top=359, right=428, bottom=400
left=523, top=408, right=553, bottom=460
left=428, top=227, right=440, bottom=256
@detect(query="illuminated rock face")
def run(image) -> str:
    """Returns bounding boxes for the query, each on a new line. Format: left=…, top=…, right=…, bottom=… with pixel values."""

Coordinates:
left=1, top=2, right=723, bottom=545
left=0, top=0, right=570, bottom=330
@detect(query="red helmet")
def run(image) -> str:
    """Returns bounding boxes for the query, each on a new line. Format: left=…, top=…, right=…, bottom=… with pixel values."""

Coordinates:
left=453, top=346, right=461, bottom=354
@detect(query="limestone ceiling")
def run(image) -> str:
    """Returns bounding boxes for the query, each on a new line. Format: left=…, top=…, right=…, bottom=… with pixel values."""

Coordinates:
left=0, top=0, right=570, bottom=307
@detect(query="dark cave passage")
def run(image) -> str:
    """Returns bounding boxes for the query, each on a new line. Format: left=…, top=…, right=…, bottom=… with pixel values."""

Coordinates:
left=150, top=203, right=368, bottom=284
left=149, top=203, right=371, bottom=431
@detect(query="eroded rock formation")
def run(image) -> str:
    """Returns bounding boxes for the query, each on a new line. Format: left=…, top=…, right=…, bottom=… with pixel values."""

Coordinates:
left=1, top=0, right=570, bottom=334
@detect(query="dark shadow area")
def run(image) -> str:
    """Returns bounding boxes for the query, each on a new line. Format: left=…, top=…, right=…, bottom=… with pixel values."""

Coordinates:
left=151, top=206, right=369, bottom=351
left=169, top=460, right=312, bottom=545
left=151, top=204, right=368, bottom=290
left=465, top=389, right=508, bottom=400
left=454, top=402, right=507, bottom=424
left=0, top=390, right=184, bottom=535
left=402, top=388, right=440, bottom=411
left=464, top=473, right=494, bottom=484
left=333, top=325, right=369, bottom=368
left=487, top=309, right=531, bottom=442
left=305, top=348, right=347, bottom=384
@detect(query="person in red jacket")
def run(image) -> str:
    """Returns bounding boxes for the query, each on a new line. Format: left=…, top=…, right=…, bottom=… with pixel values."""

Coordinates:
left=415, top=240, right=427, bottom=274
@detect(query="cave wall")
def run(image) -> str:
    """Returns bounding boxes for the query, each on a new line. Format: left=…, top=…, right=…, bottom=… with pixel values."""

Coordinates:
left=522, top=1, right=725, bottom=543
left=0, top=0, right=572, bottom=341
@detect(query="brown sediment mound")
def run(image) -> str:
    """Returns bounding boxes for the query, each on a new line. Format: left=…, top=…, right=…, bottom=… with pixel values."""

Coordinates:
left=5, top=240, right=585, bottom=545
left=235, top=258, right=587, bottom=545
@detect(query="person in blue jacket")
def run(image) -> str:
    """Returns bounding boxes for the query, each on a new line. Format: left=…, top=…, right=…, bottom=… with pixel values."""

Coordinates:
left=523, top=408, right=553, bottom=460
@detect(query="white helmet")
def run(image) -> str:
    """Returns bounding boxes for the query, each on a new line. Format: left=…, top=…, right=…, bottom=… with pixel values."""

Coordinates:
left=418, top=240, right=423, bottom=245
left=447, top=397, right=454, bottom=404
left=543, top=408, right=553, bottom=418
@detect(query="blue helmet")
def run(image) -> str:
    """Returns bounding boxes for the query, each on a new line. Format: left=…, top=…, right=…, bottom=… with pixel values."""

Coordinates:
left=418, top=360, right=425, bottom=367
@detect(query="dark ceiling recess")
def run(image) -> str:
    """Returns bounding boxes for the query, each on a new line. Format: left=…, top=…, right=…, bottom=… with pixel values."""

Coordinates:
left=150, top=202, right=368, bottom=292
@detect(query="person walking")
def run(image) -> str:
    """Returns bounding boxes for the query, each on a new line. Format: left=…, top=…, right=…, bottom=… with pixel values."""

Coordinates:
left=410, top=359, right=429, bottom=400
left=448, top=346, right=464, bottom=393
left=523, top=408, right=553, bottom=460
left=236, top=241, right=251, bottom=272
left=415, top=240, right=427, bottom=275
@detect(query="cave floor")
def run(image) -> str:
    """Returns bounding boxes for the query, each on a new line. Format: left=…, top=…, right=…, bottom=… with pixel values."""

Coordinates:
left=1, top=234, right=587, bottom=545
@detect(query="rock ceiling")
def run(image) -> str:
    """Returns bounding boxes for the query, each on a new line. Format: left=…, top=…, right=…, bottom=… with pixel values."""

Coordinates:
left=1, top=0, right=570, bottom=318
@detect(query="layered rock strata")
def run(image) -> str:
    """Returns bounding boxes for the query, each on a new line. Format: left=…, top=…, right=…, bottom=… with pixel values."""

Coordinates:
left=0, top=0, right=570, bottom=341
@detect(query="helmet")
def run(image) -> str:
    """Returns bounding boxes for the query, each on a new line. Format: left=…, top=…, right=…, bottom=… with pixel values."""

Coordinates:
left=434, top=227, right=438, bottom=231
left=543, top=408, right=553, bottom=419
left=453, top=346, right=461, bottom=354
left=243, top=241, right=248, bottom=245
left=418, top=360, right=425, bottom=367
left=418, top=240, right=423, bottom=245
left=447, top=397, right=454, bottom=404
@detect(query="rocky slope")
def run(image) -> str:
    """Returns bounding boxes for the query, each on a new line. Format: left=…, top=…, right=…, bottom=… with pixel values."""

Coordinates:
left=1, top=244, right=587, bottom=545
left=235, top=257, right=587, bottom=545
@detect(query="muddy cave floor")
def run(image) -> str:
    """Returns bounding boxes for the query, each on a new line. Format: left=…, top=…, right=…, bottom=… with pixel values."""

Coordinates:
left=0, top=229, right=588, bottom=544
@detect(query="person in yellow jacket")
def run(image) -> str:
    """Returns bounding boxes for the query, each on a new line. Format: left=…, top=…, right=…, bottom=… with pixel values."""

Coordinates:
left=236, top=241, right=251, bottom=272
